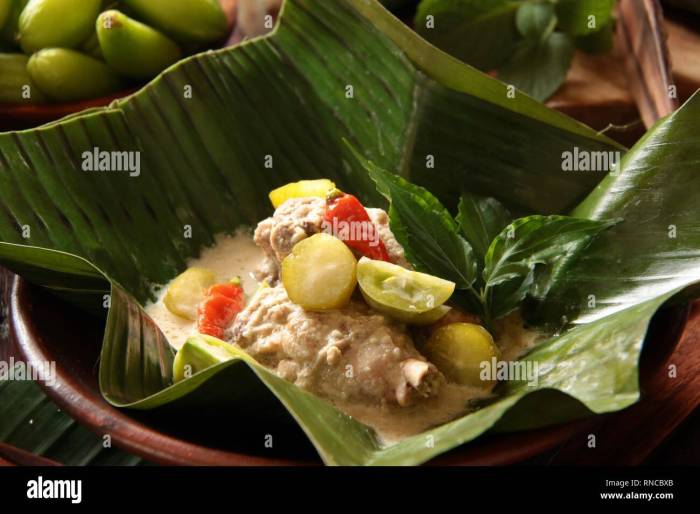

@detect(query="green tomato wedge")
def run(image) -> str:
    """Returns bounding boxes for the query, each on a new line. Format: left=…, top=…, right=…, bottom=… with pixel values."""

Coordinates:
left=357, top=257, right=455, bottom=323
left=281, top=233, right=357, bottom=310
left=173, top=335, right=240, bottom=382
left=423, top=323, right=500, bottom=388
left=269, top=179, right=336, bottom=209
left=163, top=267, right=216, bottom=320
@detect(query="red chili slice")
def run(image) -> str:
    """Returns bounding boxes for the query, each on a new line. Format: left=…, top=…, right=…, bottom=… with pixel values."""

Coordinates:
left=324, top=193, right=391, bottom=262
left=197, top=282, right=245, bottom=339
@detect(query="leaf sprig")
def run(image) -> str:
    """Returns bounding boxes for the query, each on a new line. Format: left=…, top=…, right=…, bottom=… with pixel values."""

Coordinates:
left=362, top=154, right=617, bottom=324
left=416, top=0, right=616, bottom=101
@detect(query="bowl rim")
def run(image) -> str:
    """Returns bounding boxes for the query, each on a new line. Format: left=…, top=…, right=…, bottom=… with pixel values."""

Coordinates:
left=8, top=273, right=689, bottom=466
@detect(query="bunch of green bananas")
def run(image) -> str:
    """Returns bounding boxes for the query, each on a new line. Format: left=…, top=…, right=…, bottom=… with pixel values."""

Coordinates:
left=0, top=0, right=228, bottom=103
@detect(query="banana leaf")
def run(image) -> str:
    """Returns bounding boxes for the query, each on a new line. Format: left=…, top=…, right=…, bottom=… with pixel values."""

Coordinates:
left=0, top=380, right=143, bottom=465
left=0, top=0, right=697, bottom=465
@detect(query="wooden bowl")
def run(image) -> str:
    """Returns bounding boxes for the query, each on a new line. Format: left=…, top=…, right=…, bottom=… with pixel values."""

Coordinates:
left=5, top=270, right=688, bottom=465
left=0, top=0, right=238, bottom=132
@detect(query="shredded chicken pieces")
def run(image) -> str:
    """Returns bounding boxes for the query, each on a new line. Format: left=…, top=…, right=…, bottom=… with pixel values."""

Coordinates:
left=229, top=285, right=442, bottom=406
left=230, top=197, right=442, bottom=407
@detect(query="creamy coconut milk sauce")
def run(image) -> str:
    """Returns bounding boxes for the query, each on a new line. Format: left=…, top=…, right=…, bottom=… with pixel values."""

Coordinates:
left=145, top=230, right=540, bottom=445
left=146, top=230, right=264, bottom=350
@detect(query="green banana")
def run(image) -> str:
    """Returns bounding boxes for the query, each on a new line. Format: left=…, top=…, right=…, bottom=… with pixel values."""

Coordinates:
left=19, top=0, right=102, bottom=53
left=0, top=52, right=45, bottom=103
left=27, top=48, right=123, bottom=102
left=1, top=0, right=29, bottom=47
left=123, top=0, right=228, bottom=43
left=97, top=9, right=181, bottom=80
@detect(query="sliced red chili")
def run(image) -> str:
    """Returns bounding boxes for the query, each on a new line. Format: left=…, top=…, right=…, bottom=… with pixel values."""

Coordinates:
left=324, top=193, right=391, bottom=262
left=197, top=282, right=245, bottom=339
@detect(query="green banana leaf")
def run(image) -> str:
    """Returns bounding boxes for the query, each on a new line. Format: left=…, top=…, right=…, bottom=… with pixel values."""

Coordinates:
left=0, top=380, right=143, bottom=465
left=0, top=0, right=697, bottom=465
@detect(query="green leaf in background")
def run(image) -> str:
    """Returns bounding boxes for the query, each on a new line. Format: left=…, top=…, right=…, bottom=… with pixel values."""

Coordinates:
left=415, top=0, right=617, bottom=101
left=5, top=0, right=695, bottom=466
left=457, top=192, right=512, bottom=265
left=575, top=18, right=614, bottom=54
left=483, top=215, right=616, bottom=320
left=364, top=150, right=478, bottom=292
left=555, top=0, right=615, bottom=36
left=516, top=1, right=557, bottom=40
left=415, top=0, right=521, bottom=70
left=0, top=380, right=143, bottom=465
left=499, top=31, right=575, bottom=101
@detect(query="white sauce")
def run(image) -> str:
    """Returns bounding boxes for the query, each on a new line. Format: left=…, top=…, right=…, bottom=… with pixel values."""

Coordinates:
left=145, top=230, right=264, bottom=350
left=337, top=383, right=492, bottom=446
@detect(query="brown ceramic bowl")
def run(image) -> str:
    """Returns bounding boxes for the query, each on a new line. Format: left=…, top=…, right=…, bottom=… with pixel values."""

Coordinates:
left=6, top=270, right=688, bottom=466
left=0, top=0, right=238, bottom=132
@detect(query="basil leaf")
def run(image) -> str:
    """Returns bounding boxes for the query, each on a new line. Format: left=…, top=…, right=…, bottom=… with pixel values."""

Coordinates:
left=415, top=0, right=521, bottom=70
left=555, top=0, right=615, bottom=36
left=498, top=31, right=575, bottom=101
left=516, top=2, right=557, bottom=40
left=483, top=215, right=616, bottom=319
left=365, top=160, right=479, bottom=292
left=456, top=192, right=512, bottom=267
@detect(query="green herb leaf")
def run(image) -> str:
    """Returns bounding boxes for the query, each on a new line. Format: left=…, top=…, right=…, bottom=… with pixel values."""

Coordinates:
left=456, top=192, right=512, bottom=267
left=516, top=2, right=557, bottom=40
left=361, top=152, right=478, bottom=292
left=415, top=0, right=521, bottom=70
left=555, top=0, right=615, bottom=36
left=498, top=31, right=575, bottom=101
left=483, top=215, right=616, bottom=319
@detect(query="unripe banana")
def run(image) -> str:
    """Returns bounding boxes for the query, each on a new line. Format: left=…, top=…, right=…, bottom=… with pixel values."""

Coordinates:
left=27, top=48, right=123, bottom=102
left=123, top=0, right=228, bottom=43
left=19, top=0, right=102, bottom=53
left=0, top=52, right=46, bottom=103
left=97, top=10, right=181, bottom=80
